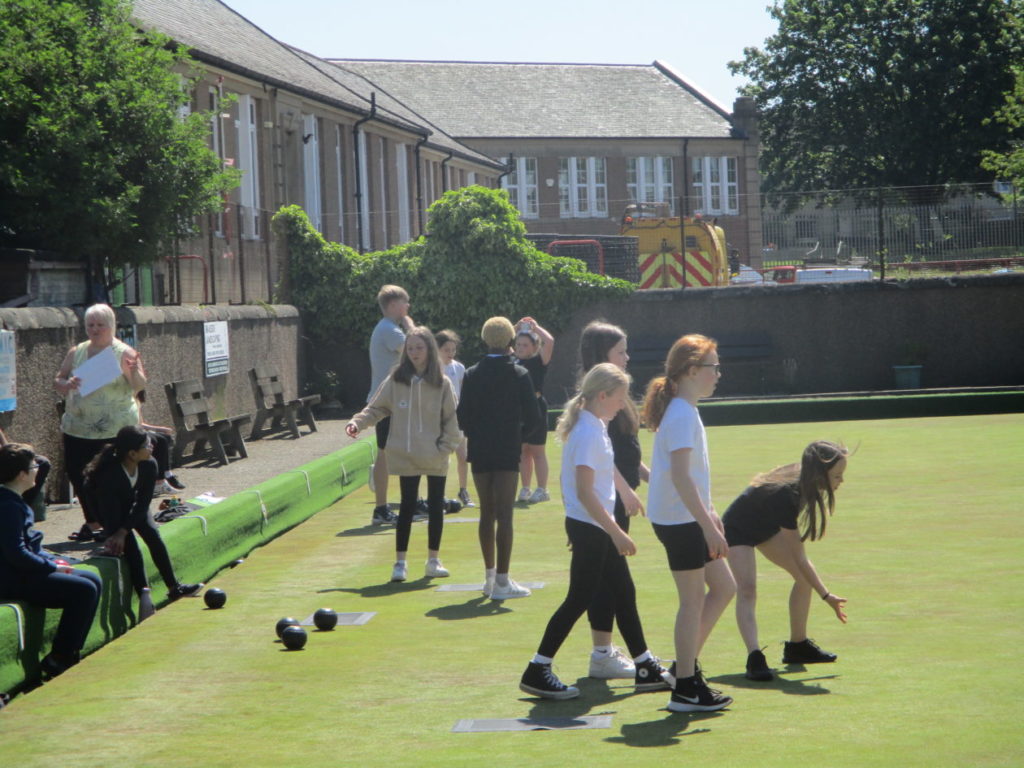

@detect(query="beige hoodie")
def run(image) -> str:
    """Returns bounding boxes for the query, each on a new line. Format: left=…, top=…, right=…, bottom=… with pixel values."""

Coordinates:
left=351, top=374, right=461, bottom=476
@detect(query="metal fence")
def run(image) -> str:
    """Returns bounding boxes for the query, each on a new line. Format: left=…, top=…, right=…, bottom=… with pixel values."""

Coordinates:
left=759, top=183, right=1024, bottom=269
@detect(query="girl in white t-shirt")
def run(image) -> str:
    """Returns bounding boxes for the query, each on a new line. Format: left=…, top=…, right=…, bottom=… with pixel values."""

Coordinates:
left=519, top=364, right=672, bottom=701
left=643, top=334, right=736, bottom=713
left=436, top=329, right=472, bottom=507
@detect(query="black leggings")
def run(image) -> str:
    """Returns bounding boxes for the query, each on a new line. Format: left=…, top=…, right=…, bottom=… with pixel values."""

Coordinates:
left=2, top=568, right=101, bottom=658
left=63, top=434, right=110, bottom=525
left=537, top=517, right=649, bottom=660
left=395, top=475, right=445, bottom=553
left=147, top=431, right=173, bottom=476
left=587, top=493, right=631, bottom=633
left=98, top=507, right=180, bottom=596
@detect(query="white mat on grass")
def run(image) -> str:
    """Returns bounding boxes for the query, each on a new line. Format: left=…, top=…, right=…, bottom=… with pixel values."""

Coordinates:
left=452, top=715, right=612, bottom=732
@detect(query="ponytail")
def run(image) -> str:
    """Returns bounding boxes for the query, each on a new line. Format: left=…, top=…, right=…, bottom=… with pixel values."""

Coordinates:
left=642, top=376, right=674, bottom=429
left=555, top=393, right=586, bottom=442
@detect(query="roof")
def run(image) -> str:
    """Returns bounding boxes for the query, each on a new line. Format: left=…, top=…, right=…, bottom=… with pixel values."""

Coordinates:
left=130, top=0, right=503, bottom=168
left=326, top=60, right=736, bottom=139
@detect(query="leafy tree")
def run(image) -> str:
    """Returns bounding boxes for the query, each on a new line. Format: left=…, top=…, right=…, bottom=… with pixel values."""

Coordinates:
left=982, top=66, right=1024, bottom=189
left=0, top=0, right=238, bottom=281
left=729, top=0, right=1024, bottom=208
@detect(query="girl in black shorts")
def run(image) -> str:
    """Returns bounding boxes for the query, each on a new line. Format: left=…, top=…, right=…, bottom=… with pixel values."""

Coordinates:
left=514, top=317, right=554, bottom=504
left=723, top=440, right=850, bottom=681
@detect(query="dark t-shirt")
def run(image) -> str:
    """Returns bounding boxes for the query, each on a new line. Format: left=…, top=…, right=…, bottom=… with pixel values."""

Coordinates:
left=722, top=482, right=800, bottom=547
left=608, top=414, right=641, bottom=489
left=516, top=355, right=547, bottom=395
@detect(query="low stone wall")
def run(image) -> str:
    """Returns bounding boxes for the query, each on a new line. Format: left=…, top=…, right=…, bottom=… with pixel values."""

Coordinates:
left=543, top=272, right=1024, bottom=402
left=0, top=304, right=303, bottom=501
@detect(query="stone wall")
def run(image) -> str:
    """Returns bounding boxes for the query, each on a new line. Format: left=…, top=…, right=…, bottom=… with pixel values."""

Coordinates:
left=0, top=304, right=302, bottom=501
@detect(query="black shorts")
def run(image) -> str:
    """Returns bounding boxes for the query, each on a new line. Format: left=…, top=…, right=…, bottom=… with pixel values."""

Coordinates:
left=523, top=396, right=548, bottom=446
left=375, top=416, right=391, bottom=450
left=652, top=521, right=711, bottom=571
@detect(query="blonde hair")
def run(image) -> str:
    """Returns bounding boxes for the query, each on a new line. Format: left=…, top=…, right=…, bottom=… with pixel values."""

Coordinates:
left=376, top=285, right=408, bottom=313
left=481, top=316, right=515, bottom=351
left=642, top=334, right=717, bottom=429
left=556, top=363, right=631, bottom=441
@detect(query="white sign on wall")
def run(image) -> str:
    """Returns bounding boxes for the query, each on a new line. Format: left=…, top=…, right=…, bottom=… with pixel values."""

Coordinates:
left=204, top=321, right=230, bottom=377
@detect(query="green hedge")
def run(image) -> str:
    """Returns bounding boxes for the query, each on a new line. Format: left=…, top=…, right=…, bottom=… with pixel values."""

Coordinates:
left=0, top=440, right=375, bottom=695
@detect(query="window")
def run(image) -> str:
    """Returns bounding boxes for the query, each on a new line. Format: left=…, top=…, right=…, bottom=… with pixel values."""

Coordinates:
left=302, top=114, right=322, bottom=232
left=502, top=157, right=538, bottom=218
left=356, top=126, right=370, bottom=250
left=209, top=87, right=225, bottom=237
left=236, top=94, right=261, bottom=238
left=334, top=125, right=345, bottom=242
left=627, top=157, right=674, bottom=213
left=396, top=143, right=410, bottom=242
left=559, top=157, right=607, bottom=218
left=691, top=157, right=739, bottom=215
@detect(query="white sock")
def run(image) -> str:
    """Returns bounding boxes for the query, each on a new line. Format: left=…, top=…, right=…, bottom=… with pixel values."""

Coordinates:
left=164, top=470, right=174, bottom=478
left=592, top=645, right=612, bottom=658
left=495, top=572, right=510, bottom=587
left=532, top=653, right=553, bottom=665
left=485, top=567, right=496, bottom=582
left=395, top=559, right=406, bottom=566
left=633, top=650, right=652, bottom=664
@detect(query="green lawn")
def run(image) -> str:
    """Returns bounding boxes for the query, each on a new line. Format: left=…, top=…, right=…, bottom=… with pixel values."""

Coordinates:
left=2, top=414, right=1021, bottom=767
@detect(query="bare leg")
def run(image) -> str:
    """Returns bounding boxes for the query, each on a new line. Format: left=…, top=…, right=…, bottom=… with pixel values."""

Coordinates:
left=727, top=545, right=760, bottom=651
left=758, top=534, right=814, bottom=642
left=519, top=444, right=533, bottom=489
left=528, top=444, right=549, bottom=490
left=696, top=557, right=736, bottom=655
left=670, top=568, right=706, bottom=678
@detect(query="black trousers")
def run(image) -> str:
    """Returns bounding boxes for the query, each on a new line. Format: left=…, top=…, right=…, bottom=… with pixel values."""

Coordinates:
left=396, top=475, right=446, bottom=553
left=2, top=568, right=102, bottom=658
left=537, top=517, right=648, bottom=660
left=147, top=431, right=173, bottom=476
left=97, top=506, right=179, bottom=596
left=63, top=434, right=110, bottom=525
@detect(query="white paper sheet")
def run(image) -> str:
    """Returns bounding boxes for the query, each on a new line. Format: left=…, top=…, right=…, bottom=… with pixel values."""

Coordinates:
left=72, top=347, right=122, bottom=397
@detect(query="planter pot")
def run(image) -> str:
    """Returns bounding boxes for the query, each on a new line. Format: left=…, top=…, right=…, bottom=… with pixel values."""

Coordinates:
left=892, top=364, right=923, bottom=390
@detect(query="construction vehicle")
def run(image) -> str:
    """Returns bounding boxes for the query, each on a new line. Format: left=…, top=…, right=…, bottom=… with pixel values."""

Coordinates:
left=620, top=203, right=730, bottom=288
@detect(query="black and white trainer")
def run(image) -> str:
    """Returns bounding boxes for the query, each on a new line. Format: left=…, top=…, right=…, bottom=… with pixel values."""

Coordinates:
left=668, top=674, right=733, bottom=712
left=519, top=662, right=580, bottom=700
left=634, top=656, right=673, bottom=692
left=782, top=638, right=837, bottom=664
left=371, top=505, right=395, bottom=526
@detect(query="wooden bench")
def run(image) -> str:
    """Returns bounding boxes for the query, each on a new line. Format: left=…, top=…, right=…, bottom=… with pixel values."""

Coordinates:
left=164, top=379, right=251, bottom=466
left=248, top=365, right=320, bottom=439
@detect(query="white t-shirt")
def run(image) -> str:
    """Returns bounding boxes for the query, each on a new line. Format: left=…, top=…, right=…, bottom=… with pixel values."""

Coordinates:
left=444, top=360, right=466, bottom=399
left=561, top=410, right=615, bottom=528
left=647, top=398, right=711, bottom=525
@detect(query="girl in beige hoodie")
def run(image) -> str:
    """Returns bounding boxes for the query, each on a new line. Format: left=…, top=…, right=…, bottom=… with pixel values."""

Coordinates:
left=347, top=327, right=462, bottom=582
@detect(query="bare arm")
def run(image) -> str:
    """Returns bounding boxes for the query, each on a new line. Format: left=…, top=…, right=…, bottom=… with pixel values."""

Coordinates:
left=54, top=347, right=81, bottom=397
left=577, top=465, right=635, bottom=555
left=669, top=448, right=727, bottom=558
left=519, top=317, right=554, bottom=365
left=121, top=346, right=147, bottom=393
left=613, top=466, right=644, bottom=517
left=776, top=528, right=848, bottom=622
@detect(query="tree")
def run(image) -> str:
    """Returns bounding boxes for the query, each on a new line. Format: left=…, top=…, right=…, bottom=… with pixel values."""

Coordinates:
left=0, top=0, right=238, bottom=281
left=982, top=66, right=1024, bottom=189
left=729, top=0, right=1024, bottom=208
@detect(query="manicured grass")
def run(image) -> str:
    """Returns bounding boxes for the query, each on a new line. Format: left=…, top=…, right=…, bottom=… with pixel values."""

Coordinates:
left=1, top=414, right=1021, bottom=767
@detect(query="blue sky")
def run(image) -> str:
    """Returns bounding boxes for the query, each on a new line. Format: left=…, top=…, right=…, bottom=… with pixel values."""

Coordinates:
left=221, top=0, right=780, bottom=110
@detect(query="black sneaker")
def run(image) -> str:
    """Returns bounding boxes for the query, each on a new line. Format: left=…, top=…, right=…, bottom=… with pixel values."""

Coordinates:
left=745, top=649, right=774, bottom=681
left=165, top=473, right=186, bottom=491
left=635, top=656, right=673, bottom=692
left=371, top=505, right=395, bottom=526
left=668, top=674, right=733, bottom=712
left=169, top=583, right=204, bottom=600
left=783, top=638, right=837, bottom=664
left=519, top=661, right=580, bottom=700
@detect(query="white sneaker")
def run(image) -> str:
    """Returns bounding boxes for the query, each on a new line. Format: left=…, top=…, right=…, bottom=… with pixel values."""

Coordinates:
left=517, top=487, right=532, bottom=503
left=490, top=579, right=531, bottom=600
left=482, top=576, right=495, bottom=598
left=391, top=561, right=407, bottom=582
left=156, top=481, right=175, bottom=496
left=425, top=559, right=450, bottom=578
left=528, top=487, right=550, bottom=504
left=589, top=646, right=636, bottom=679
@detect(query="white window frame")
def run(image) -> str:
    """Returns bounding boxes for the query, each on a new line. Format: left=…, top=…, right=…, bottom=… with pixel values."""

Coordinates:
left=502, top=157, right=539, bottom=219
left=378, top=137, right=388, bottom=248
left=334, top=124, right=345, bottom=243
left=236, top=94, right=261, bottom=239
left=302, top=114, right=322, bottom=232
left=356, top=127, right=370, bottom=251
left=396, top=143, right=411, bottom=242
left=559, top=157, right=608, bottom=218
left=627, top=156, right=674, bottom=213
left=692, top=156, right=739, bottom=215
left=209, top=87, right=225, bottom=237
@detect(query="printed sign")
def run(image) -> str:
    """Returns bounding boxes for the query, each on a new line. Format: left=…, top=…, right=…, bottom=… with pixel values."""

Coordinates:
left=204, top=321, right=230, bottom=377
left=0, top=330, right=15, bottom=412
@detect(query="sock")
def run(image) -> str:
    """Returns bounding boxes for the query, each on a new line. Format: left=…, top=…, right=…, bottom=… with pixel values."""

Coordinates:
left=396, top=558, right=406, bottom=566
left=532, top=653, right=553, bottom=665
left=592, top=645, right=612, bottom=658
left=633, top=650, right=652, bottom=664
left=485, top=567, right=496, bottom=582
left=495, top=572, right=510, bottom=587
left=165, top=470, right=174, bottom=478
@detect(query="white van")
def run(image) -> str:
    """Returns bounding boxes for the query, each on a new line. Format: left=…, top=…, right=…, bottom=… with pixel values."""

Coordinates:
left=769, top=265, right=873, bottom=284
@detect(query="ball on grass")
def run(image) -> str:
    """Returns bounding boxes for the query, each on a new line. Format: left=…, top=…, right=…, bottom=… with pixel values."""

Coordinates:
left=313, top=608, right=338, bottom=631
left=280, top=625, right=307, bottom=650
left=275, top=616, right=298, bottom=638
left=204, top=588, right=227, bottom=609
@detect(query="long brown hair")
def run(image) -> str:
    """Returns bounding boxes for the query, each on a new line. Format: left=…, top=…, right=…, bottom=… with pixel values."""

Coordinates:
left=642, top=334, right=717, bottom=429
left=392, top=326, right=443, bottom=387
left=578, top=320, right=639, bottom=434
left=751, top=440, right=849, bottom=541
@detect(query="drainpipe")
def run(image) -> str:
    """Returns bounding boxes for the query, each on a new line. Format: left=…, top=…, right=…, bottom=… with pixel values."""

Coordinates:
left=440, top=150, right=454, bottom=193
left=497, top=153, right=514, bottom=187
left=352, top=92, right=377, bottom=252
left=414, top=134, right=429, bottom=236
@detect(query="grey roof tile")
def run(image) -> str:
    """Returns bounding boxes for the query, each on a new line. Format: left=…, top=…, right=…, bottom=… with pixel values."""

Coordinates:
left=327, top=60, right=735, bottom=139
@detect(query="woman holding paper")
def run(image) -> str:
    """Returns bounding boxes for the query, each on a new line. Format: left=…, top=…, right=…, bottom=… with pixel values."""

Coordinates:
left=54, top=303, right=146, bottom=542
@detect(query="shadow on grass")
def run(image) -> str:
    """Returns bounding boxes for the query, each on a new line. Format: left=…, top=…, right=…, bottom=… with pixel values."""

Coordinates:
left=335, top=524, right=394, bottom=538
left=319, top=577, right=436, bottom=598
left=708, top=670, right=837, bottom=695
left=605, top=710, right=724, bottom=747
left=424, top=596, right=512, bottom=620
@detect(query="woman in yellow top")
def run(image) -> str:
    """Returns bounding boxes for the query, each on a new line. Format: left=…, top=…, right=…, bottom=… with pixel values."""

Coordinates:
left=54, top=304, right=146, bottom=542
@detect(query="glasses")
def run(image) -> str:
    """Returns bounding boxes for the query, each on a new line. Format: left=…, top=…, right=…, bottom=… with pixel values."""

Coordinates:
left=29, top=462, right=41, bottom=470
left=697, top=363, right=722, bottom=373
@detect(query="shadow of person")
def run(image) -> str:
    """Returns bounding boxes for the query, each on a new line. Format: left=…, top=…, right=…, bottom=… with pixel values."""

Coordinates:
left=517, top=675, right=656, bottom=725
left=424, top=596, right=512, bottom=620
left=604, top=710, right=724, bottom=747
left=335, top=524, right=394, bottom=538
left=318, top=577, right=436, bottom=598
left=709, top=670, right=837, bottom=695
